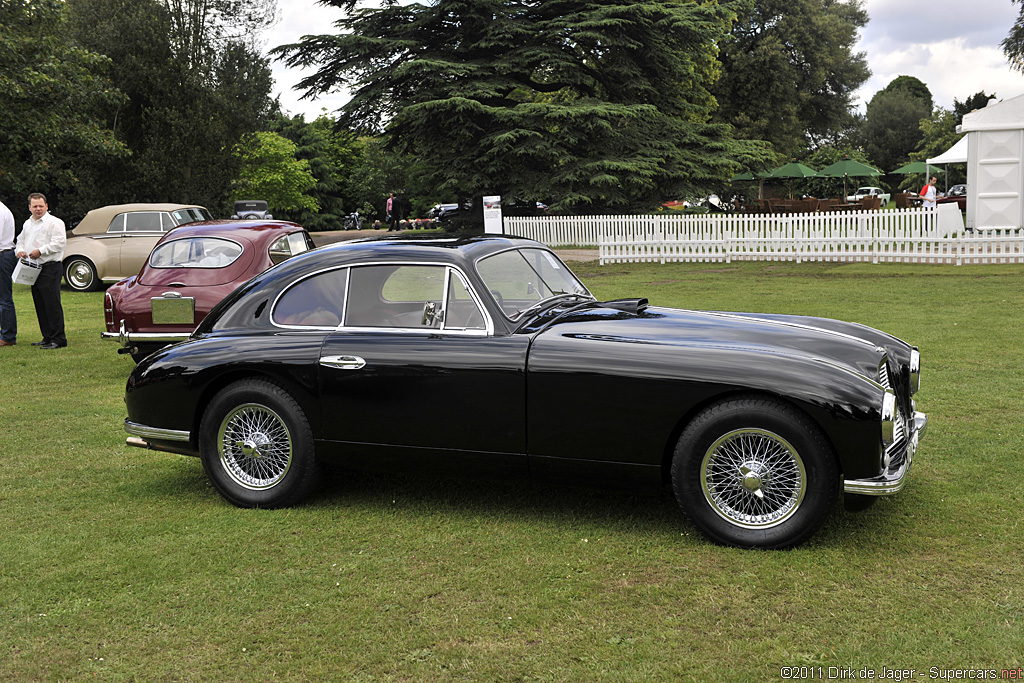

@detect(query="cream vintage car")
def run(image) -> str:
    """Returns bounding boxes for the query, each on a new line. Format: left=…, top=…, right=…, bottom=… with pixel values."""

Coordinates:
left=63, top=203, right=212, bottom=291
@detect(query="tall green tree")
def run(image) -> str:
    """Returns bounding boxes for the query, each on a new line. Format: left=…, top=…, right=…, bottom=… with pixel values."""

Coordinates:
left=861, top=77, right=932, bottom=174
left=911, top=108, right=965, bottom=188
left=162, top=0, right=277, bottom=70
left=0, top=0, right=127, bottom=217
left=953, top=90, right=996, bottom=124
left=1003, top=0, right=1024, bottom=71
left=275, top=0, right=770, bottom=215
left=231, top=131, right=319, bottom=212
left=270, top=114, right=349, bottom=230
left=711, top=0, right=870, bottom=159
left=65, top=0, right=276, bottom=213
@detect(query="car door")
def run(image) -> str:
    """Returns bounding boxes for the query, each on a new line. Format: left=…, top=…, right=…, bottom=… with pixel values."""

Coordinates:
left=277, top=263, right=530, bottom=474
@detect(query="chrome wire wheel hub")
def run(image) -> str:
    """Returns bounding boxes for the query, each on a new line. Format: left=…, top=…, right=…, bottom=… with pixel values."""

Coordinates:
left=218, top=403, right=293, bottom=490
left=700, top=428, right=806, bottom=528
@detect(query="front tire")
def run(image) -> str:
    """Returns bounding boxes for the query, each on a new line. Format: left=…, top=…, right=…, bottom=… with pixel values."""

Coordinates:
left=200, top=379, right=320, bottom=508
left=64, top=257, right=99, bottom=292
left=671, top=396, right=839, bottom=549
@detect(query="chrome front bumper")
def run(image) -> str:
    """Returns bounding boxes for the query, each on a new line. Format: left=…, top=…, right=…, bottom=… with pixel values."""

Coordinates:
left=844, top=411, right=927, bottom=496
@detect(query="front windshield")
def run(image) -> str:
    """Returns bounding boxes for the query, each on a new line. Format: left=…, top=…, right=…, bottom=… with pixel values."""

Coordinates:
left=477, top=247, right=591, bottom=319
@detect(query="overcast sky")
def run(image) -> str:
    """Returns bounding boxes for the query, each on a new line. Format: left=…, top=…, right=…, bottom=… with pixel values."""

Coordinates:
left=263, top=0, right=1024, bottom=121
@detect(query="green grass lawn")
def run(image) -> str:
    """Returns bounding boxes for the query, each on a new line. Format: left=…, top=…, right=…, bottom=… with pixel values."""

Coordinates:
left=2, top=260, right=1022, bottom=682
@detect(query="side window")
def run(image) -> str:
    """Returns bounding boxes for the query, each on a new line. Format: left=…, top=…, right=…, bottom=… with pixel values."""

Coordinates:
left=346, top=265, right=445, bottom=328
left=273, top=268, right=348, bottom=328
left=124, top=212, right=162, bottom=232
left=444, top=271, right=485, bottom=330
left=268, top=232, right=312, bottom=265
left=106, top=214, right=126, bottom=233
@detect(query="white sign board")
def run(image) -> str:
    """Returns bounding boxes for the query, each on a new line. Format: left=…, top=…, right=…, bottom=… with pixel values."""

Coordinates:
left=483, top=195, right=503, bottom=234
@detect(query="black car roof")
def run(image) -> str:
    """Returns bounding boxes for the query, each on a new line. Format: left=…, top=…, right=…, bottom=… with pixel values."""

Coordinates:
left=300, top=233, right=545, bottom=270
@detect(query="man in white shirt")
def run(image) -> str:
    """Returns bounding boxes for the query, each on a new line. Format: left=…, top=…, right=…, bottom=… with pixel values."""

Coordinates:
left=15, top=193, right=67, bottom=349
left=919, top=176, right=938, bottom=209
left=0, top=199, right=17, bottom=346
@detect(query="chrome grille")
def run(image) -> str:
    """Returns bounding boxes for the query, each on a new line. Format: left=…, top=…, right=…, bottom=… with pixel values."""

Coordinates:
left=879, top=361, right=908, bottom=471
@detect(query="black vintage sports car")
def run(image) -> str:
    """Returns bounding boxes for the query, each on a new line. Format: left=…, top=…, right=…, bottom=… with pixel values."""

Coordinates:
left=122, top=235, right=926, bottom=549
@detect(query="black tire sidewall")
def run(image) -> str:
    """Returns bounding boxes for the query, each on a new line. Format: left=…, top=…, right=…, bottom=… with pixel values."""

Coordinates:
left=672, top=397, right=839, bottom=549
left=199, top=379, right=319, bottom=508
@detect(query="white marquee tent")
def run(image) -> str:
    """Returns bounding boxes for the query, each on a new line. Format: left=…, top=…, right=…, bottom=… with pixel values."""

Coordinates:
left=960, top=94, right=1024, bottom=231
left=927, top=136, right=968, bottom=165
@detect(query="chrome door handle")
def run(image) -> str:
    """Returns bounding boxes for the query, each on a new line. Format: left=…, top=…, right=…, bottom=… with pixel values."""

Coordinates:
left=319, top=355, right=366, bottom=370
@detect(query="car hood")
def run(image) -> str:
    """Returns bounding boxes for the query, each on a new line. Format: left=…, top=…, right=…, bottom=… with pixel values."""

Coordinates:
left=536, top=303, right=894, bottom=383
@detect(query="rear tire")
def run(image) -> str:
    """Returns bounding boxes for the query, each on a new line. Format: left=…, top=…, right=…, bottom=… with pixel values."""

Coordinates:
left=671, top=396, right=839, bottom=549
left=200, top=378, right=320, bottom=508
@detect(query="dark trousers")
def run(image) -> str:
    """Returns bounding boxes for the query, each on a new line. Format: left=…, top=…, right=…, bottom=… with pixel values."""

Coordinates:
left=0, top=249, right=16, bottom=343
left=31, top=261, right=66, bottom=346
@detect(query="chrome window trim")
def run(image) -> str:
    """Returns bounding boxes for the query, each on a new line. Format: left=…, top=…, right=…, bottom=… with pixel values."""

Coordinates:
left=476, top=246, right=593, bottom=321
left=270, top=265, right=349, bottom=331
left=269, top=260, right=494, bottom=335
left=147, top=236, right=245, bottom=269
left=123, top=211, right=167, bottom=233
left=106, top=214, right=126, bottom=233
left=124, top=420, right=191, bottom=442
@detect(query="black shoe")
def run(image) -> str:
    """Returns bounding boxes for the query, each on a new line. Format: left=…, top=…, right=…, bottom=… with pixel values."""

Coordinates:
left=31, top=340, right=47, bottom=346
left=38, top=342, right=66, bottom=350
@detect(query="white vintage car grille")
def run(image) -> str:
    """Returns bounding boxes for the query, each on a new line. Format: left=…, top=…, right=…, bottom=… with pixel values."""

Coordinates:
left=879, top=363, right=909, bottom=471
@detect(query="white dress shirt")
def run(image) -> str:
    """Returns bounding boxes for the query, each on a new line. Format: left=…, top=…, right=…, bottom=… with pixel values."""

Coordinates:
left=16, top=211, right=66, bottom=264
left=0, top=201, right=15, bottom=252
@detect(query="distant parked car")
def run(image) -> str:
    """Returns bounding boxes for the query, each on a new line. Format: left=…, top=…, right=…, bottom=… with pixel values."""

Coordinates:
left=937, top=184, right=967, bottom=211
left=63, top=203, right=212, bottom=292
left=846, top=187, right=891, bottom=205
left=103, top=219, right=313, bottom=362
left=231, top=200, right=273, bottom=220
left=428, top=203, right=458, bottom=219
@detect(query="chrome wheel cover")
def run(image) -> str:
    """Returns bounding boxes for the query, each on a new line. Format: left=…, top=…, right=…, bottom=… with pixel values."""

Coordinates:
left=66, top=260, right=94, bottom=290
left=217, top=403, right=293, bottom=490
left=700, top=428, right=806, bottom=528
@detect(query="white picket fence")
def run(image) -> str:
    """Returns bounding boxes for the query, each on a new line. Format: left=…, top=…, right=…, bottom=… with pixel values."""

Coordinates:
left=504, top=206, right=1024, bottom=266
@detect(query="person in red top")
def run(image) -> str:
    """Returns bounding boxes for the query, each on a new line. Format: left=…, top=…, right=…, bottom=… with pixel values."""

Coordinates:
left=919, top=176, right=938, bottom=208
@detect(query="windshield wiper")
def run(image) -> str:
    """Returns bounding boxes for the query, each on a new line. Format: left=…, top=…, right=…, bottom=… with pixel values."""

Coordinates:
left=513, top=293, right=593, bottom=319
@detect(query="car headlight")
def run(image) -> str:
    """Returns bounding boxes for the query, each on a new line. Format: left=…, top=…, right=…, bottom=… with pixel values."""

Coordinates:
left=909, top=348, right=921, bottom=395
left=880, top=390, right=897, bottom=447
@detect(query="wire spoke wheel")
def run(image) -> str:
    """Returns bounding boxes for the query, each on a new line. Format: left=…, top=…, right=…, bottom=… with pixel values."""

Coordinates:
left=672, top=396, right=838, bottom=548
left=217, top=403, right=293, bottom=490
left=700, top=428, right=806, bottom=528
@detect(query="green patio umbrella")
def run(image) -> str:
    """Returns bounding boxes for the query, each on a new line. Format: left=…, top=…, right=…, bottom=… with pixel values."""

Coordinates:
left=766, top=162, right=819, bottom=198
left=890, top=161, right=944, bottom=175
left=816, top=157, right=881, bottom=200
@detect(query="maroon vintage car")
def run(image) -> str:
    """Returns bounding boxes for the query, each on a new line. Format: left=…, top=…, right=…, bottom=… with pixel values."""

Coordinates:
left=103, top=219, right=314, bottom=362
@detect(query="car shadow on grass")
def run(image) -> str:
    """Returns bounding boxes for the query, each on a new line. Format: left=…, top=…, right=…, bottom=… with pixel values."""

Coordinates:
left=124, top=457, right=917, bottom=550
